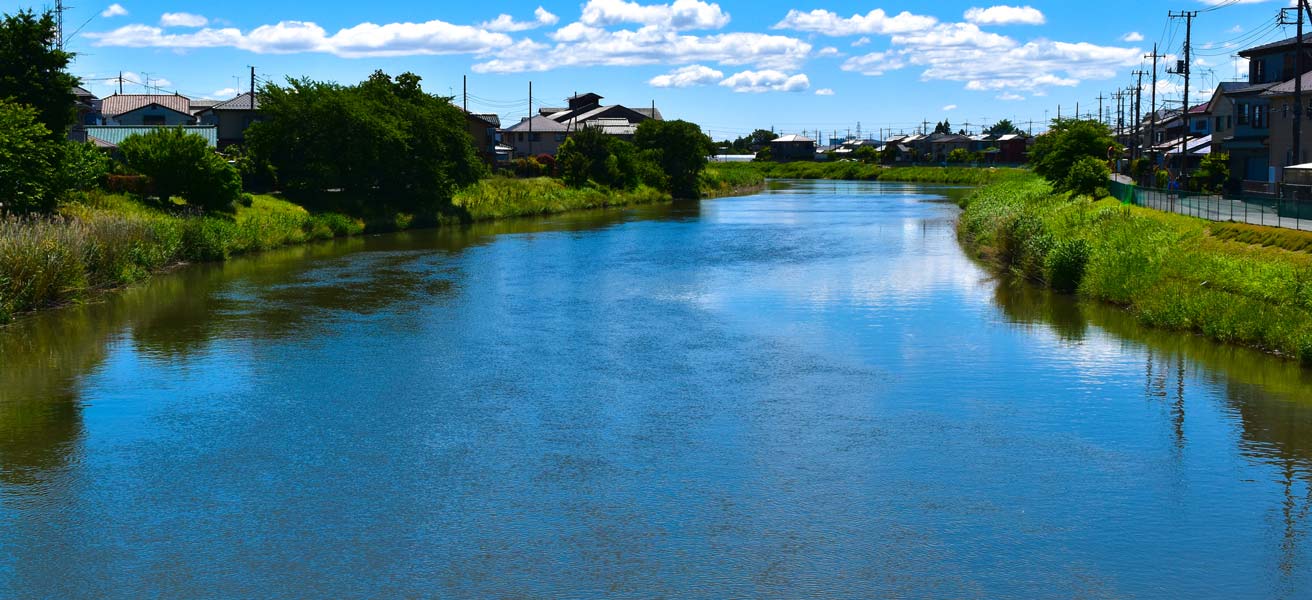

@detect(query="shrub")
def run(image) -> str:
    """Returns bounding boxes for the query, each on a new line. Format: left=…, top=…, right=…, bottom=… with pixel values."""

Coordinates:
left=946, top=148, right=972, bottom=164
left=1045, top=238, right=1090, bottom=293
left=0, top=99, right=57, bottom=213
left=118, top=127, right=242, bottom=213
left=1063, top=156, right=1110, bottom=196
left=55, top=140, right=110, bottom=192
left=1030, top=118, right=1118, bottom=187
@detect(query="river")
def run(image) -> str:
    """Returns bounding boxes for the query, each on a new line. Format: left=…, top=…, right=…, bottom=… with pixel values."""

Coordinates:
left=2, top=180, right=1311, bottom=598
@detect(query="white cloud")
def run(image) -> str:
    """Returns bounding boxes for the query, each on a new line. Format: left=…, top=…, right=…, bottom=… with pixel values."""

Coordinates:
left=719, top=70, right=809, bottom=93
left=963, top=5, right=1045, bottom=26
left=481, top=6, right=560, bottom=32
left=852, top=36, right=871, bottom=47
left=101, top=4, right=128, bottom=18
left=1121, top=31, right=1144, bottom=42
left=476, top=29, right=810, bottom=73
left=649, top=64, right=723, bottom=87
left=774, top=8, right=937, bottom=36
left=816, top=46, right=841, bottom=57
left=998, top=92, right=1025, bottom=101
left=942, top=104, right=958, bottom=111
left=90, top=19, right=513, bottom=58
left=211, top=87, right=240, bottom=98
left=815, top=88, right=834, bottom=95
left=841, top=51, right=907, bottom=76
left=160, top=12, right=208, bottom=28
left=580, top=0, right=730, bottom=30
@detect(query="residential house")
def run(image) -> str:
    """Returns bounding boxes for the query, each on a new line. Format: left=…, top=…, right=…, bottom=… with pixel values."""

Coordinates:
left=502, top=115, right=572, bottom=157
left=195, top=92, right=265, bottom=148
left=464, top=111, right=502, bottom=165
left=995, top=134, right=1028, bottom=163
left=70, top=85, right=100, bottom=142
left=769, top=134, right=816, bottom=161
left=1221, top=81, right=1279, bottom=182
left=929, top=133, right=971, bottom=161
left=1261, top=71, right=1312, bottom=180
left=1238, top=33, right=1312, bottom=86
left=1206, top=82, right=1245, bottom=159
left=100, top=94, right=195, bottom=126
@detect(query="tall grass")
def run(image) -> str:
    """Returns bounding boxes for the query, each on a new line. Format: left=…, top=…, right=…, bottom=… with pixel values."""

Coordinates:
left=699, top=163, right=766, bottom=197
left=0, top=193, right=363, bottom=322
left=453, top=177, right=670, bottom=221
left=958, top=174, right=1312, bottom=363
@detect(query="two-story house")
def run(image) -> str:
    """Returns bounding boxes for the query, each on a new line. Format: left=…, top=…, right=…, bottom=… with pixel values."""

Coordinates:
left=195, top=92, right=265, bottom=148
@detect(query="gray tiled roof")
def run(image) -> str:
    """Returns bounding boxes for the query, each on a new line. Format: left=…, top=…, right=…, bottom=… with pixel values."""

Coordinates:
left=502, top=115, right=571, bottom=133
left=100, top=94, right=191, bottom=117
left=206, top=92, right=260, bottom=111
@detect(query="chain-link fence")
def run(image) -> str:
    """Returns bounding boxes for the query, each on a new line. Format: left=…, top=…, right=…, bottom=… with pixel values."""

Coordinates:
left=1108, top=180, right=1312, bottom=231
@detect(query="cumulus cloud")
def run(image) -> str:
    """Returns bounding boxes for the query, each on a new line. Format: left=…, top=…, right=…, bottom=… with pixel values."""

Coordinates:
left=816, top=46, right=841, bottom=57
left=841, top=51, right=907, bottom=76
left=90, top=19, right=512, bottom=58
left=481, top=6, right=560, bottom=32
left=998, top=92, right=1025, bottom=101
left=101, top=4, right=128, bottom=18
left=648, top=64, right=723, bottom=87
left=774, top=8, right=936, bottom=36
left=963, top=5, right=1045, bottom=26
left=160, top=12, right=208, bottom=28
left=1121, top=31, right=1144, bottom=42
left=815, top=88, right=834, bottom=95
left=211, top=87, right=240, bottom=98
left=942, top=104, right=958, bottom=111
left=852, top=36, right=871, bottom=47
left=475, top=29, right=811, bottom=73
left=580, top=0, right=730, bottom=30
left=719, top=70, right=809, bottom=93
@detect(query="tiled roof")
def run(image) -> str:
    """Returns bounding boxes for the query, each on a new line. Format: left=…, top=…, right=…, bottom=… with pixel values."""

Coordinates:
left=772, top=134, right=814, bottom=143
left=1261, top=72, right=1312, bottom=96
left=634, top=107, right=663, bottom=121
left=502, top=115, right=571, bottom=133
left=1239, top=33, right=1312, bottom=58
left=72, top=85, right=96, bottom=99
left=100, top=94, right=191, bottom=117
left=84, top=125, right=218, bottom=148
left=207, top=92, right=260, bottom=111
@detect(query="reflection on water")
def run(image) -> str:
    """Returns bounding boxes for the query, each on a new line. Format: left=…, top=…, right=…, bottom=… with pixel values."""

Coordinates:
left=2, top=183, right=1311, bottom=598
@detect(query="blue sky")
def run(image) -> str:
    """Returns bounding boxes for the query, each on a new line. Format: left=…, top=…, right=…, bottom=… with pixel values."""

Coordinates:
left=8, top=0, right=1295, bottom=142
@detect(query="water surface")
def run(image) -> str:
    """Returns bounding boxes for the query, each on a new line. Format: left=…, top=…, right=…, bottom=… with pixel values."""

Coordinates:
left=2, top=180, right=1311, bottom=598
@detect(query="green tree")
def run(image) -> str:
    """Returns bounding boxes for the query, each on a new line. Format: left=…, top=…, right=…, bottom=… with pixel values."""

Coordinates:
left=118, top=127, right=242, bottom=213
left=246, top=71, right=485, bottom=211
left=54, top=139, right=109, bottom=192
left=0, top=99, right=56, bottom=212
left=634, top=119, right=713, bottom=198
left=853, top=145, right=879, bottom=163
left=946, top=148, right=972, bottom=163
left=1064, top=156, right=1111, bottom=196
left=1029, top=118, right=1118, bottom=190
left=985, top=119, right=1021, bottom=136
left=1191, top=152, right=1230, bottom=193
left=934, top=120, right=952, bottom=135
left=0, top=10, right=77, bottom=138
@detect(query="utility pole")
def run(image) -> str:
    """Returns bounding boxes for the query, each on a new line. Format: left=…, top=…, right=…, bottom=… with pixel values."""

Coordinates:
left=1146, top=44, right=1165, bottom=167
left=1097, top=93, right=1106, bottom=124
left=528, top=81, right=533, bottom=157
left=1133, top=71, right=1146, bottom=162
left=1169, top=10, right=1197, bottom=177
left=463, top=75, right=467, bottom=113
left=249, top=66, right=256, bottom=96
left=1280, top=3, right=1312, bottom=165
left=117, top=70, right=123, bottom=95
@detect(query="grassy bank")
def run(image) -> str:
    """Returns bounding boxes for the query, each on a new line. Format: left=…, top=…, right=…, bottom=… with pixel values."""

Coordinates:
left=708, top=161, right=1026, bottom=185
left=452, top=177, right=670, bottom=221
left=0, top=193, right=363, bottom=323
left=957, top=173, right=1312, bottom=363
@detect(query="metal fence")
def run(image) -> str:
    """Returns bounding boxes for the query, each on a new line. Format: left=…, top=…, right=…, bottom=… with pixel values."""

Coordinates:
left=1108, top=180, right=1312, bottom=232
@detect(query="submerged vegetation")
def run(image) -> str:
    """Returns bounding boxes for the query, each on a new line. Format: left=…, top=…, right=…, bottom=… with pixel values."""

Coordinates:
left=958, top=173, right=1312, bottom=364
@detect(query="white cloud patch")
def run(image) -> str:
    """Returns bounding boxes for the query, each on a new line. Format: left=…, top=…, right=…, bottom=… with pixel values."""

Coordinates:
left=580, top=0, right=730, bottom=30
left=815, top=88, right=834, bottom=95
left=963, top=5, right=1045, bottom=26
left=774, top=8, right=937, bottom=36
left=852, top=36, right=871, bottom=47
left=476, top=29, right=810, bottom=73
left=719, top=70, right=809, bottom=93
left=1121, top=31, right=1144, bottom=42
left=942, top=104, right=958, bottom=111
left=90, top=19, right=513, bottom=58
left=211, top=87, right=240, bottom=98
left=160, top=12, right=208, bottom=28
left=101, top=4, right=128, bottom=18
left=817, top=46, right=841, bottom=57
left=998, top=92, right=1025, bottom=101
left=841, top=51, right=907, bottom=76
left=649, top=64, right=723, bottom=87
left=481, top=6, right=560, bottom=32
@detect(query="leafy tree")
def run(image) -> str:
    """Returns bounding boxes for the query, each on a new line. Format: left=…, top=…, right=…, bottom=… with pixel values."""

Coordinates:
left=558, top=126, right=627, bottom=189
left=0, top=99, right=56, bottom=212
left=1029, top=118, right=1118, bottom=190
left=853, top=145, right=879, bottom=163
left=1064, top=156, right=1111, bottom=196
left=1191, top=152, right=1230, bottom=193
left=985, top=119, right=1021, bottom=136
left=934, top=120, right=952, bottom=135
left=54, top=139, right=109, bottom=192
left=118, top=127, right=241, bottom=213
left=0, top=10, right=77, bottom=138
left=946, top=148, right=972, bottom=163
left=246, top=71, right=485, bottom=211
left=634, top=119, right=713, bottom=198
left=753, top=146, right=773, bottom=162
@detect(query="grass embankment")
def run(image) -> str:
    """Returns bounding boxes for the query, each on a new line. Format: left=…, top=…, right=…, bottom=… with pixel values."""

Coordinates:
left=0, top=193, right=362, bottom=323
left=710, top=161, right=1025, bottom=185
left=452, top=177, right=670, bottom=221
left=958, top=174, right=1312, bottom=363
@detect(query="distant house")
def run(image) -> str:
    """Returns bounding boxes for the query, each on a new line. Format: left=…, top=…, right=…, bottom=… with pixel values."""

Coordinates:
left=100, top=94, right=195, bottom=126
left=195, top=92, right=265, bottom=148
left=1261, top=71, right=1312, bottom=177
left=502, top=115, right=572, bottom=157
left=465, top=111, right=502, bottom=165
left=769, top=134, right=816, bottom=161
left=70, top=85, right=100, bottom=142
left=994, top=134, right=1028, bottom=163
left=85, top=125, right=219, bottom=149
left=929, top=133, right=971, bottom=161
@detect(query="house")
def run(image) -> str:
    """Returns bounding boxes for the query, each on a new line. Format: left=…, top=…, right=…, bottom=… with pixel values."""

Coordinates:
left=995, top=134, right=1028, bottom=163
left=1220, top=81, right=1279, bottom=182
left=70, top=85, right=100, bottom=142
left=100, top=94, right=195, bottom=126
left=1206, top=82, right=1246, bottom=158
left=502, top=115, right=573, bottom=158
left=464, top=111, right=502, bottom=165
left=1238, top=33, right=1312, bottom=86
left=768, top=134, right=816, bottom=161
left=1261, top=71, right=1312, bottom=178
left=195, top=92, right=264, bottom=148
left=929, top=133, right=971, bottom=161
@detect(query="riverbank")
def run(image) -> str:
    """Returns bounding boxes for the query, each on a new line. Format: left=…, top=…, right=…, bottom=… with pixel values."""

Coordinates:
left=710, top=161, right=1027, bottom=185
left=0, top=167, right=766, bottom=324
left=957, top=173, right=1312, bottom=364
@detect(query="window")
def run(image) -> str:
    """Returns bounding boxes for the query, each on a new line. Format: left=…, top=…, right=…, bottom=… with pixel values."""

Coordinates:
left=1254, top=59, right=1266, bottom=83
left=1237, top=103, right=1249, bottom=125
left=1255, top=105, right=1266, bottom=129
left=1195, top=118, right=1206, bottom=132
left=1284, top=103, right=1290, bottom=118
left=143, top=115, right=165, bottom=126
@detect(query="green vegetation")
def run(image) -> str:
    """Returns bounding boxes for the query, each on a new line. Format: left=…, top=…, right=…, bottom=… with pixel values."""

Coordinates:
left=958, top=173, right=1312, bottom=364
left=453, top=177, right=669, bottom=221
left=699, top=163, right=766, bottom=197
left=118, top=127, right=243, bottom=213
left=1029, top=118, right=1118, bottom=191
left=1210, top=221, right=1312, bottom=253
left=719, top=160, right=1026, bottom=185
left=0, top=193, right=362, bottom=322
left=1191, top=152, right=1230, bottom=193
left=634, top=119, right=714, bottom=199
